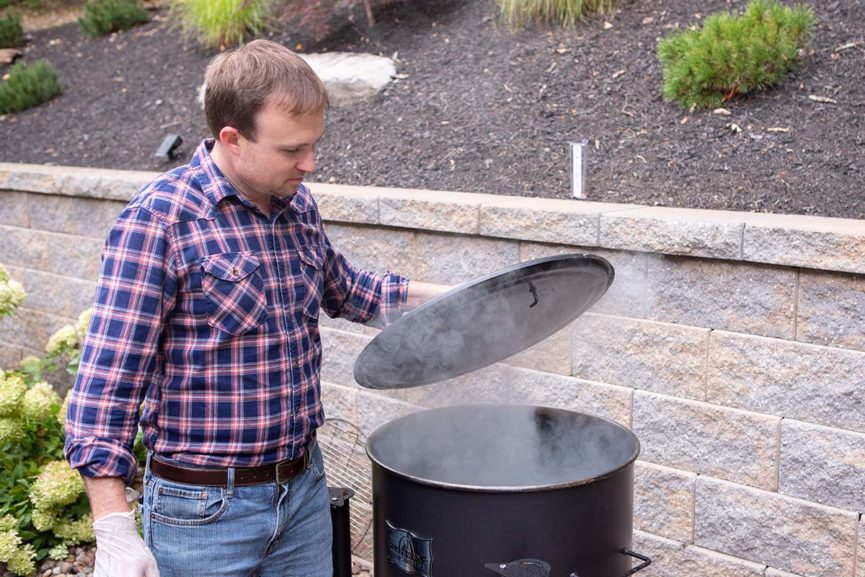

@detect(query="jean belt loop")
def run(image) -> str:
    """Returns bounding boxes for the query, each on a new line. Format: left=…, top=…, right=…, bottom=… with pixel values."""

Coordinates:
left=226, top=467, right=235, bottom=497
left=145, top=452, right=153, bottom=476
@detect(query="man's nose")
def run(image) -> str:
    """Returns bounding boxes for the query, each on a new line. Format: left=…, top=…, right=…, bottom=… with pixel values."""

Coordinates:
left=297, top=149, right=316, bottom=173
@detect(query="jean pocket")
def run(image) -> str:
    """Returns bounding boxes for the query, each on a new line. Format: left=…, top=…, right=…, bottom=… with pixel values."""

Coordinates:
left=308, top=444, right=327, bottom=482
left=201, top=252, right=268, bottom=335
left=151, top=480, right=229, bottom=527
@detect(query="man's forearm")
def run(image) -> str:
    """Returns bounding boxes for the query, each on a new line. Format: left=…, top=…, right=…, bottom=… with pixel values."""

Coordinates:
left=82, top=476, right=132, bottom=520
left=406, top=280, right=449, bottom=309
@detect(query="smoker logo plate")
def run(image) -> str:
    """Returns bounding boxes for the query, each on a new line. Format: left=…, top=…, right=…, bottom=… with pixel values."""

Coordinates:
left=386, top=521, right=433, bottom=577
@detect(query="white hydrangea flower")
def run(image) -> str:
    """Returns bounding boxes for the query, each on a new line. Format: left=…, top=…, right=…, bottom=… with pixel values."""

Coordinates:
left=75, top=308, right=94, bottom=340
left=54, top=515, right=95, bottom=545
left=6, top=543, right=35, bottom=576
left=30, top=460, right=85, bottom=511
left=45, top=325, right=78, bottom=357
left=21, top=382, right=61, bottom=422
left=48, top=543, right=70, bottom=561
left=0, top=265, right=25, bottom=320
left=0, top=417, right=22, bottom=445
left=31, top=507, right=57, bottom=532
left=0, top=516, right=18, bottom=558
left=0, top=374, right=26, bottom=418
left=0, top=527, right=21, bottom=562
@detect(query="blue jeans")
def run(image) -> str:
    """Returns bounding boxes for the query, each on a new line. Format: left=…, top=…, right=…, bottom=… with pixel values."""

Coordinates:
left=141, top=446, right=333, bottom=577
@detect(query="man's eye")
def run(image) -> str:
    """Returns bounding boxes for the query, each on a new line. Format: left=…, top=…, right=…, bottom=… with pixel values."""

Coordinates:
left=283, top=148, right=299, bottom=154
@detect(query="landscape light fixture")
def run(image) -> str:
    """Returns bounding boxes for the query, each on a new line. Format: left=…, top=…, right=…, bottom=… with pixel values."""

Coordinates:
left=569, top=140, right=588, bottom=199
left=155, top=134, right=183, bottom=161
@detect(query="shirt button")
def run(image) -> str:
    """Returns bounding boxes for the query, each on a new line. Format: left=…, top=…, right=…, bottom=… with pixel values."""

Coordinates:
left=232, top=268, right=240, bottom=277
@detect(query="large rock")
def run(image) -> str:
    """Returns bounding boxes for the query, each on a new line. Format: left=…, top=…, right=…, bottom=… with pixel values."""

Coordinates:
left=300, top=52, right=396, bottom=106
left=197, top=52, right=396, bottom=108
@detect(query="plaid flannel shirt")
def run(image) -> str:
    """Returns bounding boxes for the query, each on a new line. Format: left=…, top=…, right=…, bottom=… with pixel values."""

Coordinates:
left=65, top=140, right=408, bottom=483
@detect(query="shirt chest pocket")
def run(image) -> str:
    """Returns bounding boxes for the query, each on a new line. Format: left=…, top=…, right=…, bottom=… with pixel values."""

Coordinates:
left=201, top=253, right=268, bottom=335
left=298, top=245, right=324, bottom=321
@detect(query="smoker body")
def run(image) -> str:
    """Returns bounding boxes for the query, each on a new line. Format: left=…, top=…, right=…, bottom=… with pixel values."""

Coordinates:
left=371, top=464, right=634, bottom=577
left=366, top=405, right=645, bottom=577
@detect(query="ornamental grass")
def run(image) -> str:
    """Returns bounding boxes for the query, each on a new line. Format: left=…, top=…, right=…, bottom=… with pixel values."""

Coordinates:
left=169, top=0, right=271, bottom=49
left=495, top=0, right=619, bottom=29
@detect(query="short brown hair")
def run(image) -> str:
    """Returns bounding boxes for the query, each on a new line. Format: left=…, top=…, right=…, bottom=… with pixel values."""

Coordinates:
left=203, top=39, right=329, bottom=140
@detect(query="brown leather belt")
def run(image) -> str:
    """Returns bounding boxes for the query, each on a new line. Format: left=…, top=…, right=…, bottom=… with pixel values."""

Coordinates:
left=151, top=452, right=309, bottom=487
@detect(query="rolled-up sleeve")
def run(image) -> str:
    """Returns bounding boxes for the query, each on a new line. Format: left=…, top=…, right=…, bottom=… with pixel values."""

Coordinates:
left=320, top=236, right=408, bottom=325
left=65, top=205, right=176, bottom=484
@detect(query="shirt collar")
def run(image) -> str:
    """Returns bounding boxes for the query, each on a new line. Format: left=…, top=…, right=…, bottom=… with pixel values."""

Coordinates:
left=192, top=139, right=241, bottom=207
left=192, top=139, right=313, bottom=215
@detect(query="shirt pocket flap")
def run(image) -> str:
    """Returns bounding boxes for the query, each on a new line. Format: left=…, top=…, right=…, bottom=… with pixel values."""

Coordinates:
left=298, top=245, right=324, bottom=271
left=202, top=253, right=260, bottom=281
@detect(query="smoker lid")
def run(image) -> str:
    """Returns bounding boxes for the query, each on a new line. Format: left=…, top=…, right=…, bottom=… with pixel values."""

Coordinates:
left=353, top=254, right=614, bottom=389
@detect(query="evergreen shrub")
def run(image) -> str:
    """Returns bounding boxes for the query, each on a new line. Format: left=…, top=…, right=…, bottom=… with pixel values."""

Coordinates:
left=495, top=0, right=617, bottom=28
left=170, top=0, right=271, bottom=48
left=0, top=59, right=61, bottom=114
left=0, top=10, right=24, bottom=48
left=657, top=0, right=814, bottom=110
left=78, top=0, right=149, bottom=38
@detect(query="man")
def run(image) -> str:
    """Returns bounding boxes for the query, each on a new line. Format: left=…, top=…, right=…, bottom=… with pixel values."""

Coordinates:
left=65, top=40, right=442, bottom=577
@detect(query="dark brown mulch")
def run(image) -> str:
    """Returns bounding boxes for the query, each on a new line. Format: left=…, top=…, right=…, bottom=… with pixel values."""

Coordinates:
left=1, top=0, right=864, bottom=219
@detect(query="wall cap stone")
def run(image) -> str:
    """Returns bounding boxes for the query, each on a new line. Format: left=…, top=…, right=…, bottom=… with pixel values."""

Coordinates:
left=1, top=163, right=862, bottom=274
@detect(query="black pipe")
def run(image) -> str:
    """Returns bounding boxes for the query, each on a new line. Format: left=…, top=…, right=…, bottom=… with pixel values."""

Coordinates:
left=329, top=487, right=356, bottom=577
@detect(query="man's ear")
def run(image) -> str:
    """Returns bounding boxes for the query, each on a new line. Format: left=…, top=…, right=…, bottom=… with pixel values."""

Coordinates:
left=218, top=126, right=242, bottom=155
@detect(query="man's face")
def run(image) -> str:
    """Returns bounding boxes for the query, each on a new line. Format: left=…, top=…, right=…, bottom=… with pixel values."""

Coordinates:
left=233, top=99, right=325, bottom=202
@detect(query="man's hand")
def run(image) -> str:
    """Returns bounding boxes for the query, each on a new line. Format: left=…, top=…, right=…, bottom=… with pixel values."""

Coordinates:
left=93, top=511, right=160, bottom=577
left=82, top=476, right=159, bottom=577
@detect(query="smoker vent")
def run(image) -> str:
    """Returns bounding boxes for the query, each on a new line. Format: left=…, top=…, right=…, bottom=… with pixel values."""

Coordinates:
left=318, top=418, right=374, bottom=561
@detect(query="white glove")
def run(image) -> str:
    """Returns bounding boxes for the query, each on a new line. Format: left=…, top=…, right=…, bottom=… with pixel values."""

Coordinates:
left=93, top=511, right=160, bottom=577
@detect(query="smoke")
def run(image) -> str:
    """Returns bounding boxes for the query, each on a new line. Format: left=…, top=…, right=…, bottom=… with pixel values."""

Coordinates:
left=368, top=405, right=638, bottom=489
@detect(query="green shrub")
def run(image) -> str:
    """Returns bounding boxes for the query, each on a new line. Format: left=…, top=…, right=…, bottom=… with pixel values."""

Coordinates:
left=0, top=0, right=42, bottom=9
left=495, top=0, right=617, bottom=28
left=0, top=280, right=94, bottom=574
left=657, top=0, right=814, bottom=110
left=78, top=0, right=150, bottom=38
left=170, top=0, right=271, bottom=49
left=0, top=10, right=24, bottom=48
left=0, top=285, right=146, bottom=575
left=0, top=59, right=62, bottom=115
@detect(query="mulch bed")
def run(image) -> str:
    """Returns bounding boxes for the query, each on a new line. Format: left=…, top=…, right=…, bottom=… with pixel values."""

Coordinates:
left=1, top=0, right=863, bottom=219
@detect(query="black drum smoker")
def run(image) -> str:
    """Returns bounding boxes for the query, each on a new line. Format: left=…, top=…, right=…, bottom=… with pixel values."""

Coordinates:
left=367, top=405, right=648, bottom=577
left=337, top=255, right=651, bottom=577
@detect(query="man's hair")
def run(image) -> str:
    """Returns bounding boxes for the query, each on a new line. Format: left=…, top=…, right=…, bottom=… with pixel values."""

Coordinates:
left=203, top=39, right=329, bottom=140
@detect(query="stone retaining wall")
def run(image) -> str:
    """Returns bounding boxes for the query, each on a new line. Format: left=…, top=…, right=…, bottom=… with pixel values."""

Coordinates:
left=1, top=163, right=863, bottom=577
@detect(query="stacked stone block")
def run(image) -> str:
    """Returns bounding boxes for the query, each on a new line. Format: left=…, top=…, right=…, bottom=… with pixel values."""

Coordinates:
left=1, top=163, right=864, bottom=577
